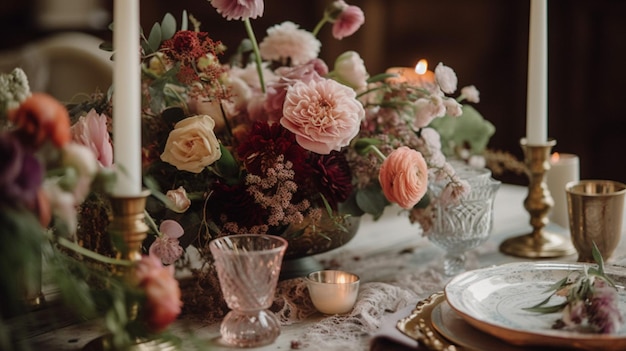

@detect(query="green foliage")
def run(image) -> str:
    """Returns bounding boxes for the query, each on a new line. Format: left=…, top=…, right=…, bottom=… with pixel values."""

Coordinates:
left=429, top=105, right=495, bottom=157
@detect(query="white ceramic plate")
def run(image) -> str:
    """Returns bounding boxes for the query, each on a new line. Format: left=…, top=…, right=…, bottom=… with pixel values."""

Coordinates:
left=444, top=262, right=626, bottom=351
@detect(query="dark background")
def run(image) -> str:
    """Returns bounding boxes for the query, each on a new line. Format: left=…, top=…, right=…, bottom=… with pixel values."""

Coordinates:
left=2, top=0, right=625, bottom=185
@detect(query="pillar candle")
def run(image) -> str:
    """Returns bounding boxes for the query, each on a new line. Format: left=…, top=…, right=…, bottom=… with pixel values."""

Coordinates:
left=112, top=0, right=142, bottom=196
left=547, top=153, right=579, bottom=228
left=526, top=0, right=548, bottom=145
left=386, top=59, right=435, bottom=87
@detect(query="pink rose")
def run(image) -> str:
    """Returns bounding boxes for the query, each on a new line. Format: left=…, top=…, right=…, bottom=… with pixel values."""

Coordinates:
left=210, top=0, right=264, bottom=21
left=379, top=146, right=428, bottom=209
left=71, top=109, right=113, bottom=167
left=281, top=78, right=363, bottom=154
left=134, top=255, right=182, bottom=332
left=331, top=1, right=365, bottom=40
left=165, top=186, right=191, bottom=213
left=265, top=59, right=328, bottom=122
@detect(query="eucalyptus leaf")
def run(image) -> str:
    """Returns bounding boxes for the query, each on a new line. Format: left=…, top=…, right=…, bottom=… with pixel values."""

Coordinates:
left=147, top=22, right=163, bottom=54
left=522, top=301, right=568, bottom=314
left=356, top=186, right=389, bottom=220
left=160, top=13, right=177, bottom=41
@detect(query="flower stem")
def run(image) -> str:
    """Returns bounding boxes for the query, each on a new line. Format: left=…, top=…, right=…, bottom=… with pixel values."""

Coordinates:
left=53, top=235, right=132, bottom=267
left=244, top=18, right=266, bottom=94
left=312, top=17, right=328, bottom=37
left=144, top=210, right=161, bottom=237
left=366, top=145, right=387, bottom=161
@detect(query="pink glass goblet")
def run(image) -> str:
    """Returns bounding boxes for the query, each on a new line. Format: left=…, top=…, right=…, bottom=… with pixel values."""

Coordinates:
left=209, top=234, right=288, bottom=347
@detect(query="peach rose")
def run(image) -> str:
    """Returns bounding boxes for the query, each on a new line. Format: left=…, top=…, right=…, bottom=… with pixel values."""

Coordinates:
left=134, top=255, right=182, bottom=332
left=9, top=93, right=71, bottom=149
left=379, top=146, right=429, bottom=209
left=160, top=115, right=221, bottom=173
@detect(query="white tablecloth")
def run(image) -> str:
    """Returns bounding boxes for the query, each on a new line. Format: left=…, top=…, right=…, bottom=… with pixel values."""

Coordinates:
left=28, top=184, right=626, bottom=350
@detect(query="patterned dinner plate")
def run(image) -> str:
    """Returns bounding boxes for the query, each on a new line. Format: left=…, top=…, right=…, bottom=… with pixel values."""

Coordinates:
left=444, top=262, right=626, bottom=351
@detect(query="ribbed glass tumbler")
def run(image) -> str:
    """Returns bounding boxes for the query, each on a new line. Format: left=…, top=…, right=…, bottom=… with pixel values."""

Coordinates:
left=209, top=234, right=288, bottom=348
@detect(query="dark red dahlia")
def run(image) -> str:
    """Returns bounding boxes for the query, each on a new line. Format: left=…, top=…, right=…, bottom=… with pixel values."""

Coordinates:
left=206, top=181, right=268, bottom=230
left=310, top=151, right=353, bottom=209
left=237, top=121, right=312, bottom=179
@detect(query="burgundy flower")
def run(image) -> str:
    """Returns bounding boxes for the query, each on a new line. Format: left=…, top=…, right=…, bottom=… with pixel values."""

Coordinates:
left=310, top=151, right=353, bottom=208
left=207, top=181, right=268, bottom=230
left=0, top=132, right=44, bottom=210
left=237, top=121, right=311, bottom=179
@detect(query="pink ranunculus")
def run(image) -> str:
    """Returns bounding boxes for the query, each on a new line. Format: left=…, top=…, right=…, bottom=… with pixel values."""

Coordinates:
left=331, top=1, right=365, bottom=40
left=412, top=95, right=446, bottom=129
left=134, top=255, right=182, bottom=332
left=210, top=0, right=264, bottom=21
left=70, top=109, right=113, bottom=167
left=378, top=146, right=428, bottom=209
left=281, top=78, right=364, bottom=154
left=332, top=51, right=369, bottom=91
left=149, top=220, right=184, bottom=265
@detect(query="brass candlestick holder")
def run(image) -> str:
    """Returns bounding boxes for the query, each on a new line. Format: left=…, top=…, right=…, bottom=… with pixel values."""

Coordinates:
left=108, top=190, right=151, bottom=263
left=84, top=190, right=180, bottom=351
left=499, top=138, right=576, bottom=258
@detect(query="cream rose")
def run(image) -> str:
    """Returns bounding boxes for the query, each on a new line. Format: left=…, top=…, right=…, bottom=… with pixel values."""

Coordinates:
left=166, top=186, right=191, bottom=213
left=160, top=115, right=221, bottom=173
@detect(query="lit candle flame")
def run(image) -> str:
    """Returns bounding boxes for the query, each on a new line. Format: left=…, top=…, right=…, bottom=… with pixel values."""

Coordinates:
left=551, top=152, right=560, bottom=164
left=414, top=59, right=428, bottom=75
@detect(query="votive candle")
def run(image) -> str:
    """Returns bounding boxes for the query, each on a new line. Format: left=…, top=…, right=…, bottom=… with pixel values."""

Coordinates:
left=386, top=59, right=435, bottom=87
left=547, top=152, right=579, bottom=228
left=306, top=270, right=360, bottom=315
left=112, top=0, right=142, bottom=196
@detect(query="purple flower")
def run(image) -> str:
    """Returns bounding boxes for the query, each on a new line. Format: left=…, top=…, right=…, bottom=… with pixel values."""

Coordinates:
left=210, top=0, right=264, bottom=21
left=588, top=278, right=623, bottom=333
left=0, top=132, right=43, bottom=209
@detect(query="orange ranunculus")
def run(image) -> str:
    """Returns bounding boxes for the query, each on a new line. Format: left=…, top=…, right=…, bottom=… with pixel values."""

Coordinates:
left=378, top=146, right=428, bottom=209
left=9, top=93, right=71, bottom=149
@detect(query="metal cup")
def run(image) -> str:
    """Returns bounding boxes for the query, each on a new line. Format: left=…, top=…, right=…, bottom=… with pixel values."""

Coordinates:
left=566, top=180, right=626, bottom=262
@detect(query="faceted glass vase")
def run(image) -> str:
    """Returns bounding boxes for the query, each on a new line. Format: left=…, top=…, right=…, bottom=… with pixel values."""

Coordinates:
left=427, top=165, right=501, bottom=276
left=209, top=234, right=288, bottom=347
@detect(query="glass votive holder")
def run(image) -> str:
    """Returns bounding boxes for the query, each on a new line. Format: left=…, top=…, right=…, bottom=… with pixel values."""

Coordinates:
left=305, top=270, right=360, bottom=315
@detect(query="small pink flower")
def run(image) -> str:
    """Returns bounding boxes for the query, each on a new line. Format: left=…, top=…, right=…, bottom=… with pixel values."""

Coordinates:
left=165, top=186, right=191, bottom=213
left=149, top=220, right=184, bottom=265
left=71, top=109, right=113, bottom=167
left=434, top=63, right=458, bottom=94
left=210, top=0, right=264, bottom=21
left=134, top=255, right=182, bottom=332
left=379, top=146, right=428, bottom=209
left=413, top=96, right=446, bottom=129
left=259, top=21, right=321, bottom=66
left=281, top=78, right=363, bottom=154
left=330, top=1, right=365, bottom=40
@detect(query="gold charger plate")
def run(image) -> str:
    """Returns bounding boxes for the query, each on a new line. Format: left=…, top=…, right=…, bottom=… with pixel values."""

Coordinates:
left=397, top=292, right=545, bottom=351
left=396, top=292, right=457, bottom=351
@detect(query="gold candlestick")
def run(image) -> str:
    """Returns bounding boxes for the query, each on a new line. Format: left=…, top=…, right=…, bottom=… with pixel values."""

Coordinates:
left=108, top=190, right=151, bottom=263
left=499, top=138, right=576, bottom=258
left=84, top=189, right=180, bottom=351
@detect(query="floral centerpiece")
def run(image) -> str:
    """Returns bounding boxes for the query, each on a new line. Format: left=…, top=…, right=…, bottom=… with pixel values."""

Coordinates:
left=66, top=0, right=493, bottom=318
